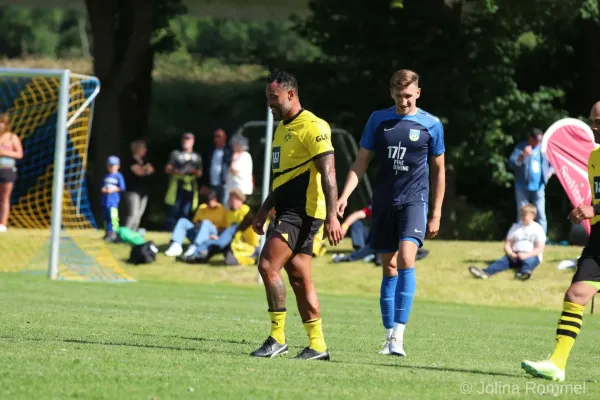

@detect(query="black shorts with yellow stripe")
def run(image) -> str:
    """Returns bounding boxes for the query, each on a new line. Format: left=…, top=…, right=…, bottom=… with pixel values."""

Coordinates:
left=572, top=257, right=600, bottom=292
left=573, top=228, right=600, bottom=291
left=271, top=209, right=323, bottom=256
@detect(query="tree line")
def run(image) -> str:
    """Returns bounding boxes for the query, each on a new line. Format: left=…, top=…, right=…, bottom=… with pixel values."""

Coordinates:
left=1, top=0, right=598, bottom=239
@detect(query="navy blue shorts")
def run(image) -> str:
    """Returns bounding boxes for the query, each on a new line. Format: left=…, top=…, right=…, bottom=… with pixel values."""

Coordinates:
left=369, top=202, right=428, bottom=253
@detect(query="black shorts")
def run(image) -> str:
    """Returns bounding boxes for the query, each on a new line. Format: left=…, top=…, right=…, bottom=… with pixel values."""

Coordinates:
left=571, top=257, right=600, bottom=291
left=271, top=210, right=323, bottom=255
left=0, top=168, right=16, bottom=183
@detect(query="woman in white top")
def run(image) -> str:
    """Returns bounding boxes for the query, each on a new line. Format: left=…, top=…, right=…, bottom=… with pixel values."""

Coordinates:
left=0, top=113, right=24, bottom=232
left=226, top=135, right=253, bottom=197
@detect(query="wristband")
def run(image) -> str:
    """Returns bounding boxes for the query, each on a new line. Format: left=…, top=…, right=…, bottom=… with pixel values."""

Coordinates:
left=341, top=224, right=349, bottom=230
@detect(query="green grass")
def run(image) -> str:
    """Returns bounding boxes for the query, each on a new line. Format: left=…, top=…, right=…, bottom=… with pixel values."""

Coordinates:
left=0, top=231, right=598, bottom=399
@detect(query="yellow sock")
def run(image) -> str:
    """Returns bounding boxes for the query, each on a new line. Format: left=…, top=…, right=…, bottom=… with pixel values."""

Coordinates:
left=269, top=311, right=287, bottom=345
left=549, top=301, right=584, bottom=370
left=303, top=318, right=327, bottom=352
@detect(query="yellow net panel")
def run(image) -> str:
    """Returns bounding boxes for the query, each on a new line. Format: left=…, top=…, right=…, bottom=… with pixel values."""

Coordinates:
left=0, top=73, right=134, bottom=282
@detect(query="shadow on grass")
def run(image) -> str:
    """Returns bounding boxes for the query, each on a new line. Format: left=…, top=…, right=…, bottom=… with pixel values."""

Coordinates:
left=328, top=359, right=526, bottom=379
left=463, top=259, right=496, bottom=265
left=4, top=334, right=596, bottom=382
left=0, top=335, right=249, bottom=354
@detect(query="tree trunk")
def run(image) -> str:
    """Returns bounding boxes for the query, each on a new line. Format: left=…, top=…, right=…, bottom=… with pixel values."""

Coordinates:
left=123, top=47, right=155, bottom=144
left=84, top=0, right=155, bottom=221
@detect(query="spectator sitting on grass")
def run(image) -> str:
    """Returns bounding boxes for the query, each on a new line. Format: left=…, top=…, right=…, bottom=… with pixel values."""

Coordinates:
left=183, top=188, right=253, bottom=262
left=164, top=190, right=227, bottom=257
left=331, top=204, right=379, bottom=264
left=468, top=203, right=546, bottom=281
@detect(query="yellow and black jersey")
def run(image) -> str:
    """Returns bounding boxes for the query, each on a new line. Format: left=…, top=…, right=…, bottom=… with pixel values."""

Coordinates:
left=583, top=147, right=600, bottom=257
left=271, top=109, right=334, bottom=220
left=589, top=148, right=600, bottom=227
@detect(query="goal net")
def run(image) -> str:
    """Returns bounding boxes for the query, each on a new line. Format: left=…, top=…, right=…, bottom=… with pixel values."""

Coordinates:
left=0, top=68, right=133, bottom=282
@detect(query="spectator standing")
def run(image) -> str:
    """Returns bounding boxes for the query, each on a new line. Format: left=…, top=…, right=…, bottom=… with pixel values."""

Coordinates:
left=508, top=128, right=552, bottom=233
left=164, top=132, right=202, bottom=230
left=0, top=113, right=23, bottom=232
left=122, top=139, right=154, bottom=231
left=200, top=129, right=232, bottom=205
left=226, top=135, right=253, bottom=196
left=101, top=156, right=126, bottom=242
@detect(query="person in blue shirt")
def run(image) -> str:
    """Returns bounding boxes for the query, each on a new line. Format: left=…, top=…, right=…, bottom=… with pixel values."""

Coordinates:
left=338, top=69, right=446, bottom=357
left=508, top=129, right=553, bottom=234
left=101, top=155, right=126, bottom=242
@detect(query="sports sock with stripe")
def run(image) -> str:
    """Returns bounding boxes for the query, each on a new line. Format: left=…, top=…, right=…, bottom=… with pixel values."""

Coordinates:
left=549, top=301, right=584, bottom=370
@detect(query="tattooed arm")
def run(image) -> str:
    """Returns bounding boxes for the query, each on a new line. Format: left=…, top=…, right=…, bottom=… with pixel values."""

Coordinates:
left=314, top=153, right=343, bottom=246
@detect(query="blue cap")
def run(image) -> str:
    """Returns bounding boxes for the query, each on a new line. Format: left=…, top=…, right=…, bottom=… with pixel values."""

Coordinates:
left=107, top=155, right=120, bottom=166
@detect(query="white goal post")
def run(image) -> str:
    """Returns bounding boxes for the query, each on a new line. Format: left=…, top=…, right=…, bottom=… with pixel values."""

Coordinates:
left=0, top=68, right=102, bottom=280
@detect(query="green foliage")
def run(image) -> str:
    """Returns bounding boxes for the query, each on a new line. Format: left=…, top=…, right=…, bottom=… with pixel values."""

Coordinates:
left=279, top=0, right=600, bottom=240
left=0, top=6, right=80, bottom=58
left=169, top=16, right=321, bottom=65
left=151, top=0, right=187, bottom=53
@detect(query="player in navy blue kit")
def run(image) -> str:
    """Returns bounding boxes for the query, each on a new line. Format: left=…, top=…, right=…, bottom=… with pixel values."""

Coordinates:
left=101, top=155, right=126, bottom=242
left=338, top=69, right=445, bottom=356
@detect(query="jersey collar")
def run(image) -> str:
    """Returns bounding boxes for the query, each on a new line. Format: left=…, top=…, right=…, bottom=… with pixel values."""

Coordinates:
left=283, top=108, right=305, bottom=125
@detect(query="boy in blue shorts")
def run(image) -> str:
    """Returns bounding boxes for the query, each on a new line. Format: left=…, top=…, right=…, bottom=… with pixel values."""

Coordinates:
left=101, top=155, right=126, bottom=242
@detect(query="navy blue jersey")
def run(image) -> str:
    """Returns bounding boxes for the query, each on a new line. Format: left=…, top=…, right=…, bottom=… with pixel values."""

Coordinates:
left=360, top=107, right=444, bottom=209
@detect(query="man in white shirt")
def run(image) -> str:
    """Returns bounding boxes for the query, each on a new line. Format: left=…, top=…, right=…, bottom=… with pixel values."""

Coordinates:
left=469, top=203, right=546, bottom=281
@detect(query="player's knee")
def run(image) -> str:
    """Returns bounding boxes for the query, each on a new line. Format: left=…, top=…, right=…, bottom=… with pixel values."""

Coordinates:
left=257, top=257, right=274, bottom=278
left=565, top=283, right=596, bottom=306
left=398, top=255, right=415, bottom=269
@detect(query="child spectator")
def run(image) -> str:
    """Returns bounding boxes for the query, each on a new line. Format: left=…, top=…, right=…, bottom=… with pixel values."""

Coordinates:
left=468, top=203, right=545, bottom=281
left=101, top=156, right=126, bottom=242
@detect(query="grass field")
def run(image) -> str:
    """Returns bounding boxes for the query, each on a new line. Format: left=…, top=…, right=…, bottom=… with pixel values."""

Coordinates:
left=1, top=231, right=598, bottom=399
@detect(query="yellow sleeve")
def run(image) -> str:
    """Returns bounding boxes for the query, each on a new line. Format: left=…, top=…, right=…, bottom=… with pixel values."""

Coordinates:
left=300, top=119, right=334, bottom=158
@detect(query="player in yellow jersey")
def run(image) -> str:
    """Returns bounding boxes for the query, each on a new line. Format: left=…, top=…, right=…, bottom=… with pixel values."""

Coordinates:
left=251, top=71, right=343, bottom=360
left=522, top=101, right=600, bottom=381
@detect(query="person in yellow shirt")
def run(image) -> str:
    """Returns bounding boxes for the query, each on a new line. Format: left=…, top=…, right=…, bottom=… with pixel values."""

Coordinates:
left=185, top=188, right=254, bottom=262
left=164, top=190, right=227, bottom=257
left=251, top=72, right=343, bottom=361
left=521, top=101, right=600, bottom=382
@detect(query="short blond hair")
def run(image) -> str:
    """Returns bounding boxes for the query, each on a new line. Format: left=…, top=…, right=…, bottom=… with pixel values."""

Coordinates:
left=130, top=139, right=146, bottom=153
left=520, top=203, right=537, bottom=217
left=390, top=69, right=419, bottom=89
left=229, top=188, right=246, bottom=203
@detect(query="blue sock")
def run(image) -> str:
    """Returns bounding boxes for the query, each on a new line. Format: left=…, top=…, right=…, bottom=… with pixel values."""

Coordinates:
left=394, top=267, right=416, bottom=324
left=380, top=275, right=398, bottom=329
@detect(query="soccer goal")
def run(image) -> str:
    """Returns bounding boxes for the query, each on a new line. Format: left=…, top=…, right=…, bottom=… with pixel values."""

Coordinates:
left=0, top=68, right=133, bottom=282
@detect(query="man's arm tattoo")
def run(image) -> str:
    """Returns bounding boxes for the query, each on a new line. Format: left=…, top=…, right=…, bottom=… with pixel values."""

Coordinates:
left=314, top=153, right=338, bottom=219
left=266, top=278, right=287, bottom=311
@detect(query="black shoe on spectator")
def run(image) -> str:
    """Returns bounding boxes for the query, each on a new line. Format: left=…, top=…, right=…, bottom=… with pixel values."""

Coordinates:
left=515, top=272, right=531, bottom=281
